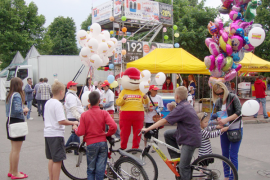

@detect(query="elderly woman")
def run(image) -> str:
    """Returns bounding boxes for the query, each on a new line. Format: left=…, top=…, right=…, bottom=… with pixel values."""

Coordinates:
left=212, top=82, right=242, bottom=180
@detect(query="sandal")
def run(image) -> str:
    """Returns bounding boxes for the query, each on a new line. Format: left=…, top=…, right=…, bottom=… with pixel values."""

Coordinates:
left=7, top=172, right=24, bottom=177
left=11, top=173, right=28, bottom=179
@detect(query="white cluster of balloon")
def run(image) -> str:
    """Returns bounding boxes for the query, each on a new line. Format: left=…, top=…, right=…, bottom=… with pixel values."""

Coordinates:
left=139, top=70, right=166, bottom=94
left=77, top=23, right=117, bottom=68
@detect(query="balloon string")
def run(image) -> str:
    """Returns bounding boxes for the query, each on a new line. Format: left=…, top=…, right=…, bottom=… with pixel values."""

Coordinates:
left=79, top=66, right=91, bottom=98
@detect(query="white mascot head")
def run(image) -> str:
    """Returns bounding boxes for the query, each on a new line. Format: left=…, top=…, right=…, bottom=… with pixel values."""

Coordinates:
left=118, top=67, right=141, bottom=91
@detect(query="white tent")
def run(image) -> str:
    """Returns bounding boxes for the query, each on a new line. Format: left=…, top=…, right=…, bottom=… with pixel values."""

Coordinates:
left=24, top=45, right=40, bottom=63
left=0, top=51, right=24, bottom=100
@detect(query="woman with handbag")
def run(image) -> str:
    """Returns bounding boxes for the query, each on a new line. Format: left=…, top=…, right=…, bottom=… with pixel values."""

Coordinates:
left=144, top=85, right=164, bottom=152
left=212, top=82, right=242, bottom=180
left=6, top=77, right=29, bottom=179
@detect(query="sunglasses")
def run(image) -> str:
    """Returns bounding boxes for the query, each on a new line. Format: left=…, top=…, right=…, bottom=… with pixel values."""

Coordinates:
left=201, top=112, right=208, bottom=121
left=215, top=91, right=224, bottom=96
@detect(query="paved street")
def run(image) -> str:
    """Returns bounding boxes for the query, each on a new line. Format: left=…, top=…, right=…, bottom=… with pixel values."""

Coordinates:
left=0, top=100, right=270, bottom=180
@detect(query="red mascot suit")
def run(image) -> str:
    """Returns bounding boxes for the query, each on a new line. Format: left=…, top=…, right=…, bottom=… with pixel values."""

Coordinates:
left=116, top=67, right=149, bottom=149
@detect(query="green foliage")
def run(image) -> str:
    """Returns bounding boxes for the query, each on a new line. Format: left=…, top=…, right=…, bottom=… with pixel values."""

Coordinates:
left=48, top=16, right=78, bottom=55
left=154, top=0, right=219, bottom=60
left=0, top=0, right=46, bottom=68
left=37, top=28, right=53, bottom=55
left=254, top=0, right=270, bottom=61
left=81, top=14, right=92, bottom=31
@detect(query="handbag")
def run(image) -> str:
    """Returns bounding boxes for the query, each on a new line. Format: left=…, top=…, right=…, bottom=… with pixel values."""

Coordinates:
left=227, top=119, right=242, bottom=142
left=8, top=93, right=28, bottom=138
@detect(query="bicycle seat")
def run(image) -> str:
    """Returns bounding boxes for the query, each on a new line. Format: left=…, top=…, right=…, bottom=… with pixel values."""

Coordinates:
left=107, top=136, right=120, bottom=145
left=68, top=142, right=79, bottom=147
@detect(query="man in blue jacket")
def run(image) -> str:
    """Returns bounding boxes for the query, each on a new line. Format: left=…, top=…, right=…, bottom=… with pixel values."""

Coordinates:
left=24, top=78, right=34, bottom=120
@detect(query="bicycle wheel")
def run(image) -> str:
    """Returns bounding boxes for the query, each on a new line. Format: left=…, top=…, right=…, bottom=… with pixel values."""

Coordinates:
left=191, top=154, right=238, bottom=180
left=61, top=146, right=87, bottom=180
left=126, top=149, right=158, bottom=180
left=113, top=157, right=149, bottom=180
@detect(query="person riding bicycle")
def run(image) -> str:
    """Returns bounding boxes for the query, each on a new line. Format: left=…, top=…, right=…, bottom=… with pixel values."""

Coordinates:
left=142, top=86, right=201, bottom=180
left=73, top=91, right=117, bottom=180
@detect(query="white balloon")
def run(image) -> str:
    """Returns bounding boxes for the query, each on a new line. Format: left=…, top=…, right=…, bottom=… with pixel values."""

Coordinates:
left=107, top=41, right=114, bottom=51
left=81, top=91, right=91, bottom=106
left=102, top=30, right=111, bottom=41
left=80, top=47, right=91, bottom=59
left=79, top=40, right=87, bottom=47
left=96, top=34, right=107, bottom=44
left=110, top=38, right=118, bottom=46
left=90, top=54, right=102, bottom=69
left=81, top=58, right=90, bottom=67
left=242, top=100, right=260, bottom=116
left=155, top=72, right=166, bottom=85
left=90, top=23, right=102, bottom=38
left=139, top=81, right=150, bottom=94
left=77, top=30, right=87, bottom=42
left=248, top=27, right=266, bottom=47
left=101, top=56, right=109, bottom=66
left=98, top=42, right=109, bottom=55
left=141, top=70, right=151, bottom=81
left=87, top=38, right=99, bottom=51
left=148, top=78, right=151, bottom=84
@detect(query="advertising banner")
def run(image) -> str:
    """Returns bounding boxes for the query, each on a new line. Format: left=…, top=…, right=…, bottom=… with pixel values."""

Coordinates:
left=114, top=0, right=122, bottom=17
left=125, top=41, right=173, bottom=62
left=114, top=41, right=122, bottom=64
left=92, top=1, right=112, bottom=24
left=159, top=3, right=173, bottom=25
left=125, top=0, right=159, bottom=22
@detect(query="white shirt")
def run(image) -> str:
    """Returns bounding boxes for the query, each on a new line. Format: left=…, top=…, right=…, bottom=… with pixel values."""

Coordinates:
left=44, top=99, right=66, bottom=137
left=65, top=91, right=84, bottom=119
left=145, top=95, right=164, bottom=123
left=83, top=85, right=95, bottom=93
left=95, top=88, right=104, bottom=100
left=102, top=89, right=115, bottom=111
left=187, top=93, right=193, bottom=107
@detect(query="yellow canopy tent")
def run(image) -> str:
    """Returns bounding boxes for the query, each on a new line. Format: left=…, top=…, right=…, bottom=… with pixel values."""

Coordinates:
left=239, top=53, right=270, bottom=72
left=126, top=48, right=210, bottom=75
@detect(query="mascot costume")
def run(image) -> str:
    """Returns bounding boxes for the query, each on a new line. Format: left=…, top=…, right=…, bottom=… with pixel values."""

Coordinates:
left=116, top=67, right=149, bottom=149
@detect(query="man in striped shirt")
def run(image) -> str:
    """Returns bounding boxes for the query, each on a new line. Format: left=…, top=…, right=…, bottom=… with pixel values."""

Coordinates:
left=38, top=78, right=52, bottom=120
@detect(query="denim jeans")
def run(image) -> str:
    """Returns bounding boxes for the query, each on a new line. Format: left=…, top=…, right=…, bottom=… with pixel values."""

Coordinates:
left=164, top=129, right=180, bottom=158
left=26, top=100, right=32, bottom=119
left=254, top=98, right=268, bottom=118
left=86, top=142, right=108, bottom=180
left=179, top=145, right=196, bottom=180
left=36, top=100, right=42, bottom=115
left=65, top=119, right=80, bottom=154
left=41, top=100, right=47, bottom=120
left=220, top=128, right=243, bottom=180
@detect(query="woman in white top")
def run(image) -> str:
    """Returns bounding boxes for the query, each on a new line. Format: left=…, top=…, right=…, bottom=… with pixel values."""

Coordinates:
left=65, top=81, right=84, bottom=154
left=83, top=77, right=95, bottom=93
left=144, top=85, right=164, bottom=151
left=95, top=81, right=104, bottom=101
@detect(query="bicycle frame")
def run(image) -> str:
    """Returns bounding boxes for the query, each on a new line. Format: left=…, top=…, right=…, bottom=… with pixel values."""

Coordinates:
left=144, top=136, right=181, bottom=177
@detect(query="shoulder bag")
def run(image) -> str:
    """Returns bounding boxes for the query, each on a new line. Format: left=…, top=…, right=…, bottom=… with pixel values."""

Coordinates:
left=8, top=93, right=28, bottom=138
left=227, top=116, right=242, bottom=142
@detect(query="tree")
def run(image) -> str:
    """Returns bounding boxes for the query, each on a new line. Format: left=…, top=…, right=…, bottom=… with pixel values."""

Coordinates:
left=37, top=28, right=53, bottom=55
left=81, top=14, right=92, bottom=31
left=254, top=0, right=270, bottom=61
left=0, top=0, right=46, bottom=68
left=48, top=16, right=78, bottom=55
left=154, top=0, right=219, bottom=60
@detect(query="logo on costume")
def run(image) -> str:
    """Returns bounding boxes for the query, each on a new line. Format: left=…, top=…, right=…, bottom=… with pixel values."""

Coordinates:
left=103, top=98, right=106, bottom=103
left=149, top=102, right=158, bottom=107
left=127, top=95, right=141, bottom=101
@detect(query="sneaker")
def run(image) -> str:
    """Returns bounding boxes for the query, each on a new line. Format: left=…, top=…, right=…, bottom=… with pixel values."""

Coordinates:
left=27, top=117, right=33, bottom=120
left=151, top=150, right=156, bottom=153
left=254, top=116, right=257, bottom=118
left=264, top=117, right=269, bottom=119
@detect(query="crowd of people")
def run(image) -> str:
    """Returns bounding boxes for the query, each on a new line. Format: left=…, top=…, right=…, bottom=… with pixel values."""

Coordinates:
left=5, top=73, right=268, bottom=180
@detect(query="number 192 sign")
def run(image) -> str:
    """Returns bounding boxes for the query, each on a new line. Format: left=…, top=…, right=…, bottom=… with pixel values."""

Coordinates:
left=125, top=41, right=143, bottom=62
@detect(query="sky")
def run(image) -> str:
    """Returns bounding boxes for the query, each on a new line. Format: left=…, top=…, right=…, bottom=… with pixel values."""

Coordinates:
left=24, top=0, right=227, bottom=34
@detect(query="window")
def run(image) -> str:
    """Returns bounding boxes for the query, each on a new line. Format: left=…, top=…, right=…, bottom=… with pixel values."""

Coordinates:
left=17, top=69, right=28, bottom=80
left=7, top=68, right=16, bottom=81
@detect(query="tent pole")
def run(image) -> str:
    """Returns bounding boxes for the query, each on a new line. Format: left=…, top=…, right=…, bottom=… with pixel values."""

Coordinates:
left=198, top=74, right=200, bottom=112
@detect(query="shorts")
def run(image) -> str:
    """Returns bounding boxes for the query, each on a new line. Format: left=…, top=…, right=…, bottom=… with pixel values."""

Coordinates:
left=45, top=137, right=66, bottom=162
left=6, top=118, right=26, bottom=141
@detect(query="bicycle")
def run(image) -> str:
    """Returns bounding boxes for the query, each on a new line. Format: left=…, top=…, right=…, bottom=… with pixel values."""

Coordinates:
left=61, top=133, right=149, bottom=180
left=126, top=130, right=238, bottom=180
